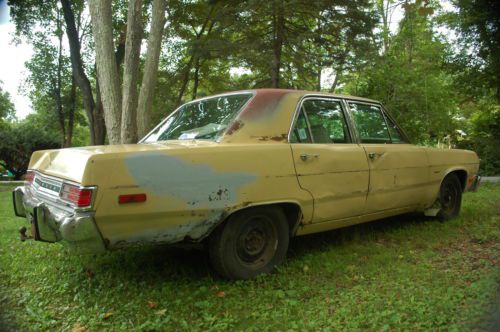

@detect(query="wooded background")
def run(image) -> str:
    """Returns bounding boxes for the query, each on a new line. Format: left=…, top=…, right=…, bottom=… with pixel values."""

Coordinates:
left=0, top=0, right=498, bottom=178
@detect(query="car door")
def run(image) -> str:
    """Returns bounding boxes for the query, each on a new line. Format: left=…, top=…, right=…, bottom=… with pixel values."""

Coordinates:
left=346, top=101, right=429, bottom=213
left=290, top=97, right=370, bottom=223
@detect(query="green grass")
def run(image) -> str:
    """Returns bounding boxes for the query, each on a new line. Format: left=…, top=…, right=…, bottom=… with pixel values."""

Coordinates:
left=1, top=184, right=499, bottom=331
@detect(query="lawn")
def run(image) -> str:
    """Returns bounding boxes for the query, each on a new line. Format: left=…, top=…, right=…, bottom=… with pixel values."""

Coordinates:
left=0, top=184, right=498, bottom=331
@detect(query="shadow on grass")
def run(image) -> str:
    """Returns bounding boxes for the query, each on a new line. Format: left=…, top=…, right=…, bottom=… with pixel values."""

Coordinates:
left=81, top=212, right=434, bottom=283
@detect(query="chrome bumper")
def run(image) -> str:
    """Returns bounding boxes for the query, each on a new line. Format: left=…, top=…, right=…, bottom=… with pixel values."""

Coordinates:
left=12, top=186, right=106, bottom=253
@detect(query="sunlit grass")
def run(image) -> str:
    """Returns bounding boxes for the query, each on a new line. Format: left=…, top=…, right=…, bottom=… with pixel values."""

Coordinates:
left=0, top=184, right=498, bottom=331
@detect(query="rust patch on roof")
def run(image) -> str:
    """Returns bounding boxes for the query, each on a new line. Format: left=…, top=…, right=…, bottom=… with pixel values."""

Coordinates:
left=239, top=89, right=289, bottom=119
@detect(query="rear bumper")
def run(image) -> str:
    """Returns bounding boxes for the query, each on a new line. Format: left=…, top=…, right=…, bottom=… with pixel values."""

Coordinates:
left=12, top=186, right=106, bottom=253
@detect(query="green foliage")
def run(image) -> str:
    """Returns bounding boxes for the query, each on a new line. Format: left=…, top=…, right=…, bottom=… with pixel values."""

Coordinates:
left=0, top=184, right=499, bottom=330
left=0, top=83, right=15, bottom=122
left=456, top=97, right=500, bottom=175
left=448, top=0, right=500, bottom=101
left=343, top=2, right=457, bottom=143
left=0, top=115, right=60, bottom=179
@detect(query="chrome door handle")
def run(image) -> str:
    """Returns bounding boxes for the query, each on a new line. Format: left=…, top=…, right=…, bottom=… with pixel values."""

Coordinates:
left=368, top=152, right=384, bottom=160
left=300, top=153, right=319, bottom=161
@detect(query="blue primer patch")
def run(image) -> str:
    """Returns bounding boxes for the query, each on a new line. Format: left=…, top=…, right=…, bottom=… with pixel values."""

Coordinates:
left=125, top=153, right=256, bottom=208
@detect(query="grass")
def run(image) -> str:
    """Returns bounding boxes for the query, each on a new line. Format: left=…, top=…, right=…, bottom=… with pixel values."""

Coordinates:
left=0, top=184, right=499, bottom=331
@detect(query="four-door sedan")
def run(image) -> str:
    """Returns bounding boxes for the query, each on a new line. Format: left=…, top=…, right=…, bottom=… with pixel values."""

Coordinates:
left=13, top=89, right=480, bottom=279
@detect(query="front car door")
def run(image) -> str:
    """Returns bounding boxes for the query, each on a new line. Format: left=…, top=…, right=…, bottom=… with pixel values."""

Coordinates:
left=346, top=101, right=429, bottom=213
left=290, top=97, right=370, bottom=223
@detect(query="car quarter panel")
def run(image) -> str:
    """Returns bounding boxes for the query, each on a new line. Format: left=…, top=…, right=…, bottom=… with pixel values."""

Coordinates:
left=90, top=143, right=313, bottom=248
left=423, top=147, right=480, bottom=206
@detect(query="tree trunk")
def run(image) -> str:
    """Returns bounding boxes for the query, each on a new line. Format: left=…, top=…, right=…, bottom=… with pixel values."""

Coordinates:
left=176, top=56, right=194, bottom=106
left=88, top=0, right=122, bottom=145
left=55, top=11, right=66, bottom=148
left=120, top=0, right=143, bottom=143
left=192, top=56, right=201, bottom=100
left=94, top=78, right=107, bottom=144
left=316, top=66, right=321, bottom=91
left=137, top=0, right=167, bottom=139
left=60, top=0, right=98, bottom=145
left=66, top=77, right=76, bottom=147
left=271, top=0, right=284, bottom=88
left=176, top=7, right=215, bottom=106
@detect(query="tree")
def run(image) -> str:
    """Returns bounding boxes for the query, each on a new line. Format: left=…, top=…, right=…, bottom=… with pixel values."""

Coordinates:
left=88, top=0, right=168, bottom=144
left=449, top=0, right=500, bottom=101
left=343, top=0, right=456, bottom=142
left=137, top=0, right=167, bottom=138
left=0, top=83, right=15, bottom=122
left=60, top=0, right=106, bottom=145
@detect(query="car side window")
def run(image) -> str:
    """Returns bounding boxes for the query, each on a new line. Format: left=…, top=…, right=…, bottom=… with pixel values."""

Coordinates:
left=301, top=99, right=351, bottom=143
left=385, top=114, right=407, bottom=143
left=349, top=102, right=391, bottom=144
left=290, top=109, right=312, bottom=143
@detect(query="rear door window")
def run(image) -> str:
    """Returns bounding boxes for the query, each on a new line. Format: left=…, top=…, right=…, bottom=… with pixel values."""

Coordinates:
left=348, top=103, right=391, bottom=144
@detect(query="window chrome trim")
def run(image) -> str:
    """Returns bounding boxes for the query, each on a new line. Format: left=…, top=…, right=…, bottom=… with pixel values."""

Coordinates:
left=139, top=91, right=257, bottom=143
left=287, top=95, right=355, bottom=144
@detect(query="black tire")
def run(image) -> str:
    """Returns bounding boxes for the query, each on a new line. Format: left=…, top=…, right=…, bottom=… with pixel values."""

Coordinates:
left=208, top=206, right=289, bottom=280
left=437, top=174, right=463, bottom=221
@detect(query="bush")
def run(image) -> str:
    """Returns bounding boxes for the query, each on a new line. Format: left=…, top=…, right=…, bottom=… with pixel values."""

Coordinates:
left=0, top=117, right=60, bottom=180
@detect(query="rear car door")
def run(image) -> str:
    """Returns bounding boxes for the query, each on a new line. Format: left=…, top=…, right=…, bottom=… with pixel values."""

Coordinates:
left=346, top=101, right=429, bottom=213
left=290, top=97, right=369, bottom=223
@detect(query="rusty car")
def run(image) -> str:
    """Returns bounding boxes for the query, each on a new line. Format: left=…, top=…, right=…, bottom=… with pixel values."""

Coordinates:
left=12, top=89, right=480, bottom=279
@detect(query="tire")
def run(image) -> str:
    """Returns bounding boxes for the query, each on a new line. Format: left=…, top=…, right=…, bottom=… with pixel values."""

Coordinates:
left=208, top=206, right=289, bottom=280
left=437, top=174, right=463, bottom=221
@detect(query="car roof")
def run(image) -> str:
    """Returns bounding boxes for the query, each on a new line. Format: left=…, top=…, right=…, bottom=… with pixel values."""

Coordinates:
left=194, top=88, right=380, bottom=105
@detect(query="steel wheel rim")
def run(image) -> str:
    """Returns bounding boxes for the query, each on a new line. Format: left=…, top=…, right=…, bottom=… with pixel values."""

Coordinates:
left=441, top=182, right=458, bottom=213
left=236, top=215, right=278, bottom=268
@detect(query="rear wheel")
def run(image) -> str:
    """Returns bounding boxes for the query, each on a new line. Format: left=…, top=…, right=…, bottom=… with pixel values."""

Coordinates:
left=209, top=206, right=289, bottom=279
left=437, top=174, right=462, bottom=221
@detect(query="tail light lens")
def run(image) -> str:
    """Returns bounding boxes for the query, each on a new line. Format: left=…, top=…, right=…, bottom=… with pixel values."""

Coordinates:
left=60, top=183, right=94, bottom=208
left=24, top=171, right=35, bottom=185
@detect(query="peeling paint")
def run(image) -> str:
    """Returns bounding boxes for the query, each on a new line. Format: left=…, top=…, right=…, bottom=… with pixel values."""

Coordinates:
left=225, top=120, right=245, bottom=135
left=111, top=211, right=225, bottom=247
left=125, top=153, right=256, bottom=208
left=251, top=134, right=288, bottom=142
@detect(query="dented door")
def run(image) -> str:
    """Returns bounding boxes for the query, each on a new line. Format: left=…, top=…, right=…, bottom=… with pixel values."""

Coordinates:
left=347, top=101, right=429, bottom=213
left=290, top=98, right=370, bottom=223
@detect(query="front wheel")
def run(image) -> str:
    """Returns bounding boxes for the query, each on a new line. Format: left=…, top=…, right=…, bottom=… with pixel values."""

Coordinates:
left=208, top=206, right=289, bottom=280
left=437, top=174, right=462, bottom=221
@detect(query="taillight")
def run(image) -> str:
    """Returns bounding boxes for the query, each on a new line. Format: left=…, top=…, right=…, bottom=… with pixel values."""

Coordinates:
left=24, top=170, right=35, bottom=185
left=60, top=183, right=94, bottom=208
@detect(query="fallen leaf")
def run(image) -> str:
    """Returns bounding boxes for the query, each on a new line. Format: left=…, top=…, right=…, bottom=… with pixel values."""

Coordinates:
left=216, top=291, right=226, bottom=298
left=156, top=309, right=167, bottom=316
left=103, top=312, right=113, bottom=320
left=148, top=301, right=158, bottom=309
left=72, top=323, right=87, bottom=332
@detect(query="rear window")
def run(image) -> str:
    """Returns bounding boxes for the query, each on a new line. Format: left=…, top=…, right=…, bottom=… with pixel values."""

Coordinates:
left=143, top=93, right=253, bottom=142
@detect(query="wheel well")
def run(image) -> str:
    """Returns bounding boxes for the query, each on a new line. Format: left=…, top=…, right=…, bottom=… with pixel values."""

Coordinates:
left=275, top=203, right=302, bottom=237
left=447, top=170, right=467, bottom=192
left=217, top=203, right=302, bottom=238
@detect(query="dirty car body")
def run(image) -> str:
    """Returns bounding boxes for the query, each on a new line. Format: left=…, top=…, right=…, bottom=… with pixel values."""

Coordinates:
left=12, top=89, right=481, bottom=279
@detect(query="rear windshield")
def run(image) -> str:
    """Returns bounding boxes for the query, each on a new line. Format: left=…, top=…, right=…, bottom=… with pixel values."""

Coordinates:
left=142, top=93, right=253, bottom=142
